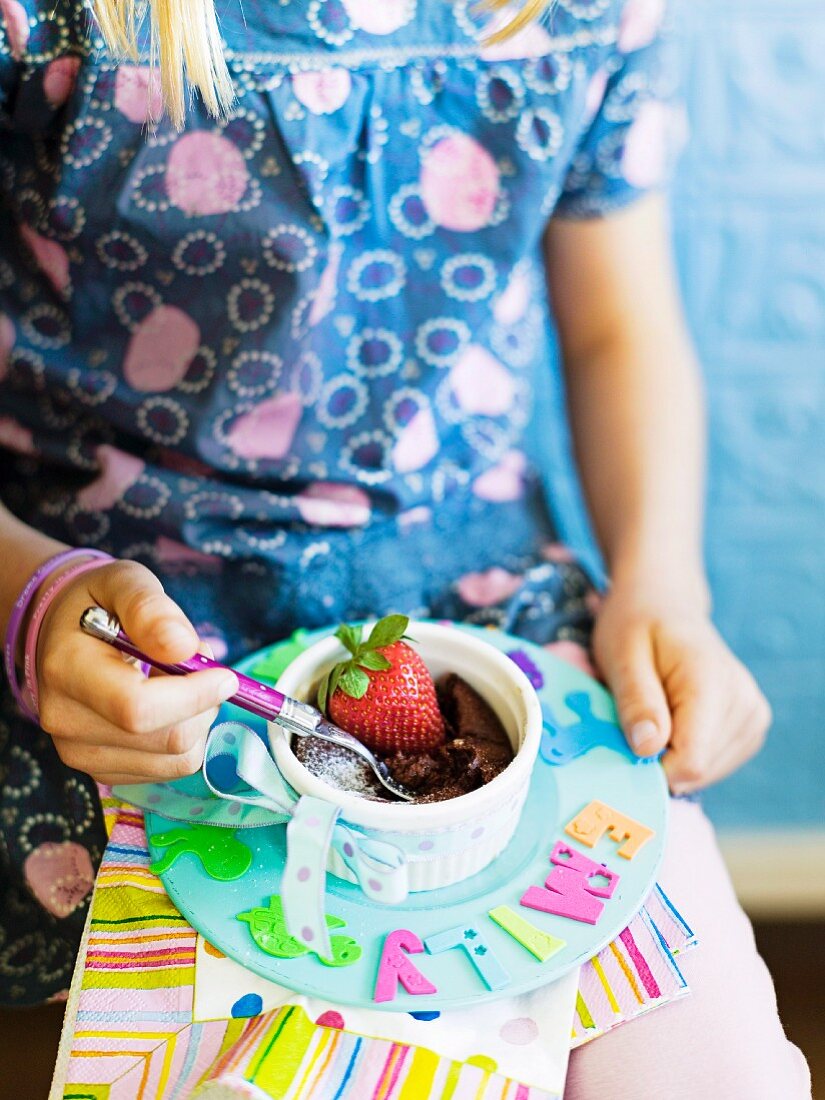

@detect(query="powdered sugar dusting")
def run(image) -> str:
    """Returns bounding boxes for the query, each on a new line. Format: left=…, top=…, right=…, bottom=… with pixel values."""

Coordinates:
left=294, top=736, right=390, bottom=801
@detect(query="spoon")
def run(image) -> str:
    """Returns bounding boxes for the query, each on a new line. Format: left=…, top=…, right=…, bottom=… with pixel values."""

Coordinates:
left=79, top=606, right=415, bottom=802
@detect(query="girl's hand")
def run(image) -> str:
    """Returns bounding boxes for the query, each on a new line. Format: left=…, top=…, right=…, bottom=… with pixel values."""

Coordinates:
left=34, top=559, right=238, bottom=786
left=592, top=583, right=772, bottom=794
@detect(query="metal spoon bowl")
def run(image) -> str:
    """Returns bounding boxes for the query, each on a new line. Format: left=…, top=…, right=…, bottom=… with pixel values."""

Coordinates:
left=289, top=717, right=416, bottom=803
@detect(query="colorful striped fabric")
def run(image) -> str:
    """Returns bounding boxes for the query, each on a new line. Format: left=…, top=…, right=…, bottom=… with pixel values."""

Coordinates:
left=644, top=884, right=697, bottom=955
left=571, top=904, right=690, bottom=1047
left=52, top=798, right=695, bottom=1099
left=196, top=1007, right=540, bottom=1100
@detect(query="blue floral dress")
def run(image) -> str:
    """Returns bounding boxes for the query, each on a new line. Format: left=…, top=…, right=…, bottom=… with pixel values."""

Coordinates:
left=0, top=0, right=678, bottom=1003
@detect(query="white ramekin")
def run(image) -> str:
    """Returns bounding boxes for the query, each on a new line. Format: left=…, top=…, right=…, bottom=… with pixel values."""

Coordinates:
left=270, top=622, right=542, bottom=892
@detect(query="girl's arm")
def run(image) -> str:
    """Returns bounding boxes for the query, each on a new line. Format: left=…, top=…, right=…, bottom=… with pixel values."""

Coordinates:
left=545, top=194, right=771, bottom=792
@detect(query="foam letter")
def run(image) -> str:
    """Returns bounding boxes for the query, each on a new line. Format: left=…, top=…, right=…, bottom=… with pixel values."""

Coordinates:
left=373, top=929, right=437, bottom=1004
left=564, top=800, right=654, bottom=860
left=424, top=924, right=510, bottom=991
left=519, top=839, right=623, bottom=925
left=488, top=905, right=566, bottom=962
left=521, top=864, right=605, bottom=925
left=549, top=841, right=620, bottom=898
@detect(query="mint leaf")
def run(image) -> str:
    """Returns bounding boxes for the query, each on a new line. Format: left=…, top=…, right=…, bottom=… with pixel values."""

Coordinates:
left=340, top=666, right=370, bottom=699
left=365, top=614, right=409, bottom=651
left=358, top=651, right=392, bottom=672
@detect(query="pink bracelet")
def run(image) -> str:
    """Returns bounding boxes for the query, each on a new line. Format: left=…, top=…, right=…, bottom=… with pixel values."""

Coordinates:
left=3, top=548, right=110, bottom=718
left=21, top=556, right=112, bottom=720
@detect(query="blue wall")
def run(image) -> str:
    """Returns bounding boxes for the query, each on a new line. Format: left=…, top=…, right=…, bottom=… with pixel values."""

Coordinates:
left=672, top=0, right=825, bottom=829
left=552, top=0, right=825, bottom=830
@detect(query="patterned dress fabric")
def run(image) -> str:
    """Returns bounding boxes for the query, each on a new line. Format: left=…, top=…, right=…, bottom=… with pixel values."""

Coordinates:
left=0, top=0, right=678, bottom=1004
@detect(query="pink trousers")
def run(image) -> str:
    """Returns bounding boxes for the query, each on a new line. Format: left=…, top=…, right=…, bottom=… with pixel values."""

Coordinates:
left=564, top=800, right=812, bottom=1099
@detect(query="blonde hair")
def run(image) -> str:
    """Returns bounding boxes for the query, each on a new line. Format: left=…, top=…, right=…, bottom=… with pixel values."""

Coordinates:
left=92, top=0, right=234, bottom=127
left=92, top=0, right=550, bottom=128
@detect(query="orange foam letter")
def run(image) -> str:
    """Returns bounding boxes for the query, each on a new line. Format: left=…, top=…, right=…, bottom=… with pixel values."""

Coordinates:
left=564, top=800, right=654, bottom=860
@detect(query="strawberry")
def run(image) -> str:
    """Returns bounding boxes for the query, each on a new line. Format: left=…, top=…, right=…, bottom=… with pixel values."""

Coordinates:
left=318, top=614, right=445, bottom=755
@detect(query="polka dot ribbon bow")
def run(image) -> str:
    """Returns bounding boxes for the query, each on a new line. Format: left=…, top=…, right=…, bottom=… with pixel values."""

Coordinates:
left=112, top=720, right=408, bottom=960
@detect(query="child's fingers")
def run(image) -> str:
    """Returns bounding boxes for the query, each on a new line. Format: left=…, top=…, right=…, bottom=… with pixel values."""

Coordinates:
left=42, top=628, right=236, bottom=733
left=76, top=659, right=235, bottom=735
left=665, top=727, right=740, bottom=794
left=52, top=727, right=211, bottom=781
left=665, top=684, right=770, bottom=794
left=87, top=560, right=202, bottom=663
left=597, top=625, right=671, bottom=757
left=38, top=692, right=217, bottom=757
left=661, top=671, right=725, bottom=792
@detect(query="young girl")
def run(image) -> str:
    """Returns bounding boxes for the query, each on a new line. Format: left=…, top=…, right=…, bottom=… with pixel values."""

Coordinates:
left=0, top=0, right=810, bottom=1094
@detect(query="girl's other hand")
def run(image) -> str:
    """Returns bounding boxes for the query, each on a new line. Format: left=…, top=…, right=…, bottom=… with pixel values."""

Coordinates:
left=34, top=559, right=238, bottom=785
left=593, top=583, right=772, bottom=794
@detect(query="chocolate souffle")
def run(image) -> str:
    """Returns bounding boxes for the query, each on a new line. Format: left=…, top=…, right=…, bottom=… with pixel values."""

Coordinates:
left=294, top=673, right=514, bottom=802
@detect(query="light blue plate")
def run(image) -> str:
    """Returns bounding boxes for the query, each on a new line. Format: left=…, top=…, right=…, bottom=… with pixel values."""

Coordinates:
left=145, top=625, right=668, bottom=1010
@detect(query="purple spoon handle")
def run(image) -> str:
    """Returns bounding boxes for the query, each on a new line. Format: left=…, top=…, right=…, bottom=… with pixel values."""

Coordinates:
left=79, top=605, right=286, bottom=722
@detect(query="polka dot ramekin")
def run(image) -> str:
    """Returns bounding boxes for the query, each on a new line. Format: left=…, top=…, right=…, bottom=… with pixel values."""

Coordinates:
left=270, top=622, right=543, bottom=892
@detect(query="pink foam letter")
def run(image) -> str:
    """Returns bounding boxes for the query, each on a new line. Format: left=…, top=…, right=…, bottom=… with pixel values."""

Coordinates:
left=521, top=864, right=605, bottom=925
left=549, top=841, right=620, bottom=899
left=373, top=929, right=437, bottom=1004
left=519, top=839, right=622, bottom=925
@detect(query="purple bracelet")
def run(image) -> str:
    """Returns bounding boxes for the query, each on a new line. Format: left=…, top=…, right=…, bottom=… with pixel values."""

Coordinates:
left=3, top=548, right=111, bottom=717
left=23, top=557, right=113, bottom=720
